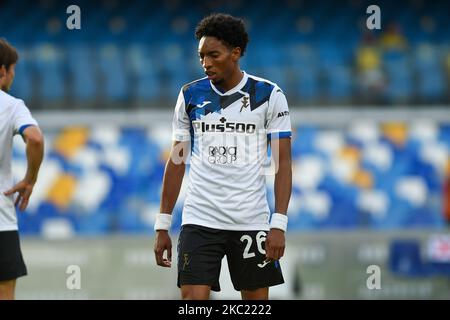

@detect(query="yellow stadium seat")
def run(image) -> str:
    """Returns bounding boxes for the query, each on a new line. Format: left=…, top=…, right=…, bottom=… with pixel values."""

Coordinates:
left=382, top=122, right=408, bottom=146
left=46, top=174, right=77, bottom=210
left=352, top=169, right=374, bottom=189
left=53, top=127, right=89, bottom=158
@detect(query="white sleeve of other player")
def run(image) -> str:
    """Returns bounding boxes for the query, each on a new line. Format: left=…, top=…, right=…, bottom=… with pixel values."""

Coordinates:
left=13, top=99, right=38, bottom=135
left=172, top=89, right=191, bottom=142
left=266, top=87, right=292, bottom=139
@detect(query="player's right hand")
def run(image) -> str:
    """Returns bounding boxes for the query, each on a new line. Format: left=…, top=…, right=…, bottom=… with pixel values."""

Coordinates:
left=3, top=179, right=34, bottom=211
left=154, top=230, right=172, bottom=267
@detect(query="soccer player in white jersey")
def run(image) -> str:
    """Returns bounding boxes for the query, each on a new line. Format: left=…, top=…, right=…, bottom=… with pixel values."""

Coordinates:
left=0, top=39, right=44, bottom=300
left=154, top=14, right=292, bottom=300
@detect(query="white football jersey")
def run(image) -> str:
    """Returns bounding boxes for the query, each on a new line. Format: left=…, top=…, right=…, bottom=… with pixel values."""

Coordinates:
left=172, top=71, right=291, bottom=231
left=0, top=90, right=38, bottom=231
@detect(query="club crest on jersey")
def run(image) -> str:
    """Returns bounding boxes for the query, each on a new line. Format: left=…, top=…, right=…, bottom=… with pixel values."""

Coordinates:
left=240, top=96, right=249, bottom=112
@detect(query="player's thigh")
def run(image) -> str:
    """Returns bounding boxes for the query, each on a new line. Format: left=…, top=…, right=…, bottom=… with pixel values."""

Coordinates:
left=0, top=279, right=16, bottom=300
left=241, top=287, right=268, bottom=300
left=226, top=230, right=284, bottom=291
left=181, top=284, right=211, bottom=300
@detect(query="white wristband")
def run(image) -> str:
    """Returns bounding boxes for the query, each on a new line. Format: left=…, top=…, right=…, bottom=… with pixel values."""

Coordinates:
left=270, top=213, right=288, bottom=232
left=154, top=213, right=172, bottom=231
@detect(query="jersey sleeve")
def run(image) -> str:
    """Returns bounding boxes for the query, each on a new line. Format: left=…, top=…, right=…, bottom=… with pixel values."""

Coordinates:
left=12, top=99, right=38, bottom=136
left=266, top=87, right=292, bottom=140
left=172, top=89, right=191, bottom=142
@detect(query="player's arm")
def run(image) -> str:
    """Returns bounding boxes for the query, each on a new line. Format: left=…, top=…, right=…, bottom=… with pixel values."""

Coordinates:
left=265, top=137, right=292, bottom=262
left=154, top=140, right=189, bottom=268
left=273, top=137, right=292, bottom=215
left=160, top=140, right=189, bottom=214
left=264, top=86, right=292, bottom=262
left=4, top=126, right=44, bottom=211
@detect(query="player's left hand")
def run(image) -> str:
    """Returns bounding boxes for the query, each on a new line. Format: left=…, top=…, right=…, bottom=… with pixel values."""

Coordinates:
left=265, top=228, right=285, bottom=262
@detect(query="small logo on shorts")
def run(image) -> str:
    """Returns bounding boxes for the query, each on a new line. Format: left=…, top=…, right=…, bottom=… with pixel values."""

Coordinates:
left=183, top=254, right=190, bottom=270
left=257, top=260, right=270, bottom=268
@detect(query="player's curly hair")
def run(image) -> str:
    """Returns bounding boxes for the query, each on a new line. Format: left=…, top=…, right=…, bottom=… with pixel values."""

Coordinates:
left=195, top=13, right=249, bottom=57
left=0, top=38, right=18, bottom=70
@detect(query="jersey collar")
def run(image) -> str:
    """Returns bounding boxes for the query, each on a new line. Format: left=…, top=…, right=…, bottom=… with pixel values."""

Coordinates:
left=210, top=71, right=248, bottom=96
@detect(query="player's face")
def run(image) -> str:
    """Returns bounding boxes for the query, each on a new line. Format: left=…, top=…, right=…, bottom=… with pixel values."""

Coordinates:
left=198, top=36, right=240, bottom=87
left=0, top=64, right=15, bottom=92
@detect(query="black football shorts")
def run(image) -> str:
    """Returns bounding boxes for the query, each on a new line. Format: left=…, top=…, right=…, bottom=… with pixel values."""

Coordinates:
left=177, top=224, right=284, bottom=292
left=0, top=230, right=27, bottom=281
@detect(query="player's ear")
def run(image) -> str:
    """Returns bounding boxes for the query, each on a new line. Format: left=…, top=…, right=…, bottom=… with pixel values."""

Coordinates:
left=231, top=47, right=241, bottom=62
left=0, top=65, right=5, bottom=78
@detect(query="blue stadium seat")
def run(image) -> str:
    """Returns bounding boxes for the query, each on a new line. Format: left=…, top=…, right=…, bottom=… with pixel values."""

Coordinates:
left=414, top=44, right=445, bottom=101
left=126, top=45, right=160, bottom=101
left=288, top=44, right=320, bottom=101
left=389, top=239, right=431, bottom=277
left=75, top=209, right=110, bottom=235
left=97, top=44, right=129, bottom=101
left=383, top=49, right=414, bottom=102
left=9, top=46, right=33, bottom=101
left=66, top=46, right=98, bottom=101
left=250, top=44, right=289, bottom=91
left=34, top=44, right=66, bottom=101
left=160, top=42, right=192, bottom=99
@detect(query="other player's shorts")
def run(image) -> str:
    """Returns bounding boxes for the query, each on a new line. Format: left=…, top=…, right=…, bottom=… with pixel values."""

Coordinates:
left=0, top=230, right=27, bottom=281
left=177, top=224, right=284, bottom=292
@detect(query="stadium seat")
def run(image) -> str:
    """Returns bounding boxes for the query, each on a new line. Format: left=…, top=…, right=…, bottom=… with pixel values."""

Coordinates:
left=66, top=46, right=98, bottom=101
left=34, top=44, right=66, bottom=101
left=97, top=44, right=129, bottom=101
left=383, top=49, right=414, bottom=102
left=414, top=44, right=445, bottom=101
left=389, top=239, right=431, bottom=277
left=126, top=44, right=161, bottom=101
left=9, top=46, right=33, bottom=101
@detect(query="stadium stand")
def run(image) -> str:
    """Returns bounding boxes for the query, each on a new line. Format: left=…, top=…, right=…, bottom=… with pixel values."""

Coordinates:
left=0, top=0, right=449, bottom=107
left=11, top=119, right=449, bottom=236
left=2, top=0, right=449, bottom=236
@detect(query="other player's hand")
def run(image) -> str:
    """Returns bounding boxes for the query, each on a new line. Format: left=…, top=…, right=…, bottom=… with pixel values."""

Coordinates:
left=265, top=228, right=285, bottom=262
left=154, top=230, right=172, bottom=267
left=4, top=179, right=35, bottom=211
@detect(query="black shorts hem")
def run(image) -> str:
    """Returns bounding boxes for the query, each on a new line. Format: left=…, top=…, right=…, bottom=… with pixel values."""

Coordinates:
left=233, top=279, right=285, bottom=292
left=177, top=280, right=221, bottom=292
left=0, top=269, right=27, bottom=282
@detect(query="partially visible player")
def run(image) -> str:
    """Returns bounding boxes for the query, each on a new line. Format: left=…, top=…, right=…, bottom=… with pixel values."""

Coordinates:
left=154, top=14, right=292, bottom=300
left=0, top=38, right=44, bottom=300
